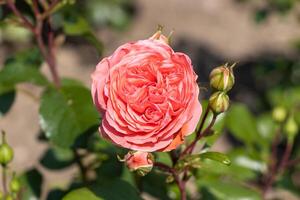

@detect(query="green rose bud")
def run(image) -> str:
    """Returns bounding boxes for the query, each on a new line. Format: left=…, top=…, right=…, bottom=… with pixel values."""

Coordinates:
left=272, top=106, right=287, bottom=123
left=209, top=63, right=235, bottom=92
left=0, top=131, right=14, bottom=166
left=10, top=174, right=21, bottom=193
left=284, top=115, right=299, bottom=142
left=209, top=91, right=230, bottom=114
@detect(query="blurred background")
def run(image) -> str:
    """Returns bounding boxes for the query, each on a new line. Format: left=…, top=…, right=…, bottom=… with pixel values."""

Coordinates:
left=0, top=0, right=300, bottom=199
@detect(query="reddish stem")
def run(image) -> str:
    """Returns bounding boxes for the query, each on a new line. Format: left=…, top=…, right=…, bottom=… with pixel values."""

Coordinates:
left=154, top=162, right=186, bottom=200
left=182, top=109, right=217, bottom=156
left=190, top=114, right=217, bottom=153
left=180, top=108, right=210, bottom=157
left=2, top=166, right=7, bottom=197
left=263, top=131, right=294, bottom=198
left=285, top=158, right=300, bottom=168
left=32, top=0, right=41, bottom=16
left=262, top=129, right=280, bottom=197
left=6, top=0, right=35, bottom=31
left=278, top=142, right=293, bottom=174
left=8, top=0, right=61, bottom=87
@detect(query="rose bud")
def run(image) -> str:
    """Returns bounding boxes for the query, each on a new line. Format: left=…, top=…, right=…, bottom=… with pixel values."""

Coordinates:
left=122, top=151, right=154, bottom=176
left=209, top=63, right=235, bottom=92
left=209, top=91, right=229, bottom=114
left=272, top=106, right=287, bottom=123
left=284, top=115, right=298, bottom=142
left=10, top=174, right=21, bottom=193
left=0, top=131, right=13, bottom=166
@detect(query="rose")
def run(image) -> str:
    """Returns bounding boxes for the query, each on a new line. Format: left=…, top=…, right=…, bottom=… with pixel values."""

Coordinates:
left=123, top=151, right=154, bottom=176
left=91, top=31, right=202, bottom=152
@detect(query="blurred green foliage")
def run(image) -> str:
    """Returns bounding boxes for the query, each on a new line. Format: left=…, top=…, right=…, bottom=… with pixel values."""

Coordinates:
left=0, top=0, right=300, bottom=200
left=237, top=0, right=300, bottom=23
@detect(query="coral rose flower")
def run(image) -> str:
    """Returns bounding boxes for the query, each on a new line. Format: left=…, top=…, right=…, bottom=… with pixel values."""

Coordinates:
left=91, top=31, right=201, bottom=152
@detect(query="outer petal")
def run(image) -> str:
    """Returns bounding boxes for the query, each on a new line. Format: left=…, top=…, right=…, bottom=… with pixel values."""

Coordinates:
left=91, top=58, right=110, bottom=111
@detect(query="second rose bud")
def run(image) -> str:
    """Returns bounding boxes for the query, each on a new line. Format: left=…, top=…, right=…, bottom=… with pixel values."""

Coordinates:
left=209, top=63, right=235, bottom=92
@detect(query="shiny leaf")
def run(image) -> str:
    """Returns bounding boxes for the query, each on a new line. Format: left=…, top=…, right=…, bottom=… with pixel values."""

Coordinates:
left=39, top=79, right=99, bottom=148
left=200, top=152, right=231, bottom=166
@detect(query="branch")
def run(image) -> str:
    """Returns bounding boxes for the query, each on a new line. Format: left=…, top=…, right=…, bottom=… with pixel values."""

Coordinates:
left=262, top=129, right=280, bottom=197
left=73, top=149, right=88, bottom=183
left=278, top=141, right=293, bottom=174
left=7, top=0, right=61, bottom=87
left=285, top=158, right=300, bottom=168
left=6, top=0, right=35, bottom=31
left=181, top=109, right=216, bottom=156
left=2, top=166, right=7, bottom=196
left=154, top=162, right=186, bottom=200
left=40, top=0, right=60, bottom=20
left=263, top=131, right=294, bottom=197
left=32, top=0, right=41, bottom=17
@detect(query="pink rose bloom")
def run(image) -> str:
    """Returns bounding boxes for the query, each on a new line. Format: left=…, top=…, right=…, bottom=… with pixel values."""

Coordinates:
left=91, top=31, right=202, bottom=152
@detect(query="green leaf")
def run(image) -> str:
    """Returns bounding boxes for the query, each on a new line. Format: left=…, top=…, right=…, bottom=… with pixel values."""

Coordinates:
left=229, top=148, right=267, bottom=173
left=0, top=48, right=48, bottom=87
left=64, top=179, right=142, bottom=200
left=202, top=180, right=261, bottom=200
left=226, top=104, right=260, bottom=146
left=90, top=179, right=142, bottom=200
left=142, top=172, right=171, bottom=200
left=96, top=150, right=123, bottom=180
left=63, top=16, right=103, bottom=55
left=39, top=146, right=74, bottom=170
left=47, top=189, right=66, bottom=200
left=200, top=152, right=231, bottom=166
left=39, top=80, right=99, bottom=148
left=267, top=87, right=300, bottom=109
left=20, top=168, right=43, bottom=200
left=63, top=17, right=90, bottom=35
left=197, top=159, right=257, bottom=182
left=63, top=188, right=103, bottom=200
left=86, top=0, right=132, bottom=30
left=176, top=152, right=230, bottom=172
left=0, top=87, right=15, bottom=117
left=0, top=48, right=47, bottom=115
left=277, top=173, right=300, bottom=197
left=155, top=152, right=172, bottom=166
left=255, top=9, right=269, bottom=23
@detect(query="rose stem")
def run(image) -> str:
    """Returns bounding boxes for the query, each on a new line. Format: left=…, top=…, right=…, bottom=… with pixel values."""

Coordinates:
left=189, top=113, right=217, bottom=154
left=262, top=129, right=280, bottom=198
left=285, top=158, right=300, bottom=168
left=262, top=128, right=294, bottom=198
left=181, top=107, right=216, bottom=157
left=7, top=0, right=61, bottom=88
left=2, top=165, right=7, bottom=197
left=73, top=149, right=88, bottom=184
left=154, top=162, right=186, bottom=200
